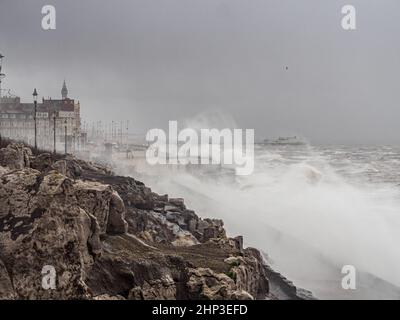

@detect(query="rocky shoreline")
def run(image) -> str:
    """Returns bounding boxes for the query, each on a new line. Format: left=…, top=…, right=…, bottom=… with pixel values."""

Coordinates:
left=0, top=141, right=314, bottom=300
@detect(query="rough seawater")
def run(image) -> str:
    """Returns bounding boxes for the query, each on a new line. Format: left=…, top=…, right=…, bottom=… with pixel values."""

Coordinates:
left=121, top=143, right=400, bottom=299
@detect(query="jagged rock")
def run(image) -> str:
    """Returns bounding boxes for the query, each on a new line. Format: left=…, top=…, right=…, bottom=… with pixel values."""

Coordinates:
left=263, top=262, right=316, bottom=300
left=0, top=166, right=8, bottom=177
left=230, top=248, right=269, bottom=299
left=74, top=180, right=120, bottom=235
left=75, top=170, right=227, bottom=246
left=128, top=210, right=199, bottom=246
left=132, top=206, right=226, bottom=246
left=0, top=167, right=129, bottom=299
left=52, top=160, right=67, bottom=176
left=154, top=194, right=168, bottom=208
left=0, top=259, right=15, bottom=299
left=86, top=244, right=190, bottom=300
left=200, top=219, right=226, bottom=242
left=126, top=192, right=154, bottom=210
left=203, top=227, right=224, bottom=242
left=107, top=191, right=128, bottom=234
left=0, top=168, right=41, bottom=218
left=168, top=198, right=186, bottom=210
left=93, top=294, right=125, bottom=300
left=63, top=156, right=83, bottom=180
left=224, top=256, right=243, bottom=265
left=31, top=153, right=53, bottom=172
left=222, top=249, right=270, bottom=300
left=230, top=290, right=254, bottom=300
left=0, top=170, right=96, bottom=298
left=233, top=236, right=244, bottom=252
left=0, top=143, right=31, bottom=170
left=186, top=267, right=254, bottom=300
left=0, top=141, right=308, bottom=300
left=171, top=233, right=199, bottom=247
left=128, top=275, right=176, bottom=300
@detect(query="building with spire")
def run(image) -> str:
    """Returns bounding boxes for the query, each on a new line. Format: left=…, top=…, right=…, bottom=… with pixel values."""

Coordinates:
left=61, top=80, right=68, bottom=99
left=0, top=59, right=83, bottom=151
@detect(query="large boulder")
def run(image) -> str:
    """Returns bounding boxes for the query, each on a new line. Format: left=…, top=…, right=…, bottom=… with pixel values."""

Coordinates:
left=30, top=153, right=53, bottom=172
left=63, top=156, right=83, bottom=179
left=0, top=169, right=128, bottom=299
left=0, top=166, right=8, bottom=177
left=128, top=275, right=176, bottom=300
left=107, top=191, right=128, bottom=234
left=0, top=259, right=15, bottom=299
left=186, top=267, right=253, bottom=300
left=51, top=160, right=67, bottom=175
left=0, top=168, right=41, bottom=217
left=224, top=249, right=269, bottom=299
left=0, top=143, right=31, bottom=170
left=0, top=170, right=95, bottom=298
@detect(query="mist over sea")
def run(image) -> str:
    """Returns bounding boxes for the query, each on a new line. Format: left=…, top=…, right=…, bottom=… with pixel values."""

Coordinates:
left=119, top=143, right=400, bottom=299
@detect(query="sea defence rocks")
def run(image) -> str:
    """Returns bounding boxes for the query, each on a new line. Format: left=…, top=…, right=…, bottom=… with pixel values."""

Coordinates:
left=264, top=263, right=316, bottom=300
left=0, top=259, right=15, bottom=299
left=186, top=267, right=247, bottom=300
left=224, top=248, right=270, bottom=299
left=0, top=166, right=128, bottom=298
left=0, top=142, right=311, bottom=300
left=0, top=143, right=31, bottom=170
left=80, top=168, right=228, bottom=247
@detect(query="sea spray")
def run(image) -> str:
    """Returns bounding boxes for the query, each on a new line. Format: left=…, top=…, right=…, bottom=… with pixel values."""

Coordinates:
left=122, top=143, right=400, bottom=299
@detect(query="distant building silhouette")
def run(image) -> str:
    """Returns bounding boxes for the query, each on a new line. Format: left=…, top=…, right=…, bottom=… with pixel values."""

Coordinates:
left=0, top=79, right=82, bottom=151
left=61, top=80, right=68, bottom=99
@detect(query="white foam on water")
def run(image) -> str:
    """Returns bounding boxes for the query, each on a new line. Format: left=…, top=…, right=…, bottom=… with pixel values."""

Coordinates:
left=127, top=142, right=400, bottom=298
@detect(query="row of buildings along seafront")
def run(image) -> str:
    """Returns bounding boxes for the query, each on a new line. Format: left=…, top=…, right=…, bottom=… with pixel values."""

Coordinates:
left=0, top=80, right=84, bottom=152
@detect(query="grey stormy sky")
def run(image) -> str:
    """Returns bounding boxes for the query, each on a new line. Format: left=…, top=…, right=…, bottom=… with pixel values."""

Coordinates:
left=1, top=0, right=400, bottom=144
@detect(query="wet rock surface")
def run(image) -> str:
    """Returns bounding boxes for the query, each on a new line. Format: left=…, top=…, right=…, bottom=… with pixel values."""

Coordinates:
left=0, top=143, right=31, bottom=170
left=0, top=142, right=312, bottom=300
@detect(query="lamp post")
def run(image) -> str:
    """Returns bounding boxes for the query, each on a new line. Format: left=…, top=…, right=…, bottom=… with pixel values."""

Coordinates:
left=64, top=119, right=67, bottom=154
left=0, top=53, right=5, bottom=102
left=53, top=113, right=57, bottom=154
left=76, top=129, right=80, bottom=152
left=73, top=127, right=76, bottom=153
left=32, top=88, right=38, bottom=151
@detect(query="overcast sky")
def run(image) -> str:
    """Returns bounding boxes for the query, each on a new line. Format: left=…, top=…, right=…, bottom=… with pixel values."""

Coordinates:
left=1, top=0, right=400, bottom=144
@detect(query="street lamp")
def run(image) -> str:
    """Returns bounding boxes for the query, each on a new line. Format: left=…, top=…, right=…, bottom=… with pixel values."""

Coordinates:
left=53, top=113, right=57, bottom=154
left=64, top=118, right=67, bottom=154
left=73, top=127, right=76, bottom=153
left=33, top=88, right=38, bottom=151
left=0, top=53, right=5, bottom=101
